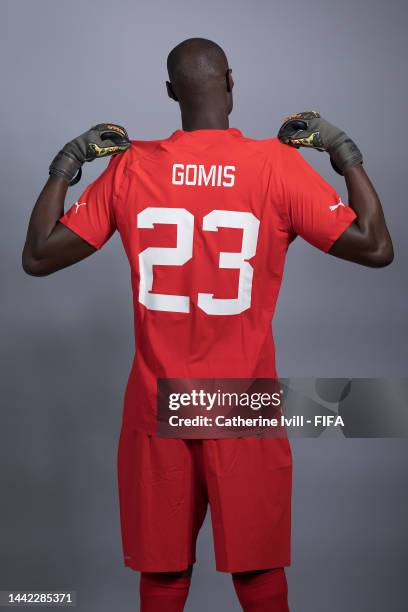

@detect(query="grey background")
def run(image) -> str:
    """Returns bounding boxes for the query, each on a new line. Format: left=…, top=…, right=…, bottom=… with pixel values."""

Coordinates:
left=1, top=0, right=407, bottom=610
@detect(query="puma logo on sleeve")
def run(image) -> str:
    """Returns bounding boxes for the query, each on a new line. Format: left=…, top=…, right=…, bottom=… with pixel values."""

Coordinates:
left=74, top=201, right=87, bottom=214
left=329, top=199, right=345, bottom=212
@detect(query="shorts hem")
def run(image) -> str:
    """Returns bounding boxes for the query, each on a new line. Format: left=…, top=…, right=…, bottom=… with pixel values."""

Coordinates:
left=215, top=558, right=291, bottom=573
left=124, top=558, right=196, bottom=573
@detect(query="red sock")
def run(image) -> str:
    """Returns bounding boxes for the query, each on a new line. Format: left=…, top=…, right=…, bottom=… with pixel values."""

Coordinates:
left=232, top=568, right=289, bottom=612
left=139, top=572, right=191, bottom=612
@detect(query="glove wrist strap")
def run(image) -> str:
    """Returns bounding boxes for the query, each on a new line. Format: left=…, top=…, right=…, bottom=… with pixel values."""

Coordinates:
left=49, top=151, right=82, bottom=185
left=329, top=137, right=363, bottom=175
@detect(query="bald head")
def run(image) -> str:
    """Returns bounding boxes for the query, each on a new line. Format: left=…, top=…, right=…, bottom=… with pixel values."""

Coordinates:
left=166, top=38, right=234, bottom=125
left=167, top=38, right=229, bottom=88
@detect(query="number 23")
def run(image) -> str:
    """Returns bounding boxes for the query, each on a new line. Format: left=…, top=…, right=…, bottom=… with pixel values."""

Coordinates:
left=137, top=207, right=260, bottom=315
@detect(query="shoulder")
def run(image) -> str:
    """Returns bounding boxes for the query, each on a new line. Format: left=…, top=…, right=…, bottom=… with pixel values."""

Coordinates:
left=238, top=135, right=301, bottom=165
left=129, top=138, right=164, bottom=156
left=238, top=136, right=323, bottom=194
left=115, top=138, right=169, bottom=173
left=252, top=137, right=319, bottom=180
left=103, top=138, right=162, bottom=176
left=253, top=136, right=302, bottom=161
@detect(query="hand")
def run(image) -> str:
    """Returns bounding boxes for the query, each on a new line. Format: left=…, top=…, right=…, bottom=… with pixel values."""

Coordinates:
left=49, top=123, right=131, bottom=185
left=277, top=111, right=362, bottom=175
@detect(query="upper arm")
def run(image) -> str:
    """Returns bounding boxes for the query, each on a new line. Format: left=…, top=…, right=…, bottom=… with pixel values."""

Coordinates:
left=22, top=219, right=96, bottom=277
left=328, top=215, right=394, bottom=267
left=39, top=221, right=98, bottom=275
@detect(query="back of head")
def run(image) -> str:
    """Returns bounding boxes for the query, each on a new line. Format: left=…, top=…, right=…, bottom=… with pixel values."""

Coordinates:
left=167, top=38, right=232, bottom=113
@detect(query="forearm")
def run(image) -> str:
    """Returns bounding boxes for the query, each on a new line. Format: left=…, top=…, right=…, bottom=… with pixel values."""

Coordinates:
left=345, top=163, right=387, bottom=237
left=331, top=163, right=394, bottom=266
left=23, top=175, right=68, bottom=266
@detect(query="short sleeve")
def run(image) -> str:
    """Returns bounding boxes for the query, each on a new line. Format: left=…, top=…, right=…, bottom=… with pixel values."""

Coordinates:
left=58, top=153, right=124, bottom=250
left=278, top=143, right=357, bottom=252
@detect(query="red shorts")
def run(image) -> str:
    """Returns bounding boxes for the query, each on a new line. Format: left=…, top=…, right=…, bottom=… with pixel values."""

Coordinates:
left=117, top=429, right=292, bottom=573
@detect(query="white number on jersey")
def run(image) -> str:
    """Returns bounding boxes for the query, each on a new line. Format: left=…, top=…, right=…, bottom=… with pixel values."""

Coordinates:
left=137, top=207, right=260, bottom=315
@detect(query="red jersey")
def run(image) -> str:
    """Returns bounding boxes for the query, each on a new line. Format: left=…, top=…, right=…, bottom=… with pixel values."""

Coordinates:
left=59, top=128, right=356, bottom=433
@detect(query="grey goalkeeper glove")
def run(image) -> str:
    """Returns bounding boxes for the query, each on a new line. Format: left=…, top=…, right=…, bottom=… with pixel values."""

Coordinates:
left=49, top=123, right=131, bottom=185
left=277, top=111, right=362, bottom=175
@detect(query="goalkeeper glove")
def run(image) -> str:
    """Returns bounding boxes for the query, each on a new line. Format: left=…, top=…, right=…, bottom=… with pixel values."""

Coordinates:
left=277, top=111, right=362, bottom=175
left=49, top=123, right=131, bottom=185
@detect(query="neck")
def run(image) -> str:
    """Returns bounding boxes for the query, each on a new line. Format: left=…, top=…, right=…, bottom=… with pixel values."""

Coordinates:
left=180, top=107, right=229, bottom=131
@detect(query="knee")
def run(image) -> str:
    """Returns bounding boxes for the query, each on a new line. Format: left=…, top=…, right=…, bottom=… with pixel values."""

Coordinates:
left=142, top=564, right=193, bottom=580
left=164, top=565, right=193, bottom=579
left=232, top=568, right=289, bottom=611
left=232, top=568, right=271, bottom=580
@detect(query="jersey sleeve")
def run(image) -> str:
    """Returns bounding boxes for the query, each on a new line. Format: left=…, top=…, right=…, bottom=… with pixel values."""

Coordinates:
left=58, top=153, right=125, bottom=250
left=278, top=143, right=357, bottom=252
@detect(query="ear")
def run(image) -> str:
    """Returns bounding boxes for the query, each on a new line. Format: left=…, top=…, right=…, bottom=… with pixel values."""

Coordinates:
left=166, top=81, right=178, bottom=102
left=226, top=69, right=234, bottom=93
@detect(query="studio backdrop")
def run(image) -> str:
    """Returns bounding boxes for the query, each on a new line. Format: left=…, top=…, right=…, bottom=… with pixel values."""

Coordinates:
left=1, top=1, right=407, bottom=611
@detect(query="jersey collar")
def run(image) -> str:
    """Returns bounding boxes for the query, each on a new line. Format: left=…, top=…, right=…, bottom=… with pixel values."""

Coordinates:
left=169, top=127, right=243, bottom=142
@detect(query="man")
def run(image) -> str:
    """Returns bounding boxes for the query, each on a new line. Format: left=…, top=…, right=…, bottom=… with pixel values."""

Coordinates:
left=22, top=38, right=393, bottom=612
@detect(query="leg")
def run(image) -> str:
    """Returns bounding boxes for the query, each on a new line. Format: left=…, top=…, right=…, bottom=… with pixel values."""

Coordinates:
left=232, top=568, right=289, bottom=612
left=204, top=437, right=292, bottom=572
left=117, top=431, right=207, bottom=572
left=140, top=565, right=193, bottom=612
